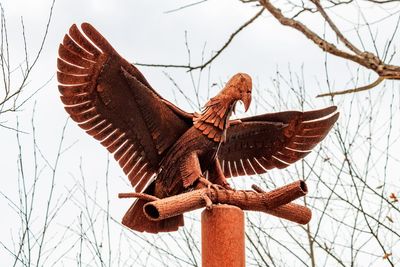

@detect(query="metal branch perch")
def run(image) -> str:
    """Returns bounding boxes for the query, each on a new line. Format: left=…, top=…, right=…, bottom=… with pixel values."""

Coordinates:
left=119, top=180, right=312, bottom=225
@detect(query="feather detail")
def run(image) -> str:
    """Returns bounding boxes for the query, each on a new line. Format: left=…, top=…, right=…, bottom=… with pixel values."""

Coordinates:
left=57, top=23, right=194, bottom=194
left=218, top=106, right=339, bottom=178
left=193, top=93, right=236, bottom=143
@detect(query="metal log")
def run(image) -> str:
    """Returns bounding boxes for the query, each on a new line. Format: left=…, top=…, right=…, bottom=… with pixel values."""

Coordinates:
left=140, top=180, right=311, bottom=224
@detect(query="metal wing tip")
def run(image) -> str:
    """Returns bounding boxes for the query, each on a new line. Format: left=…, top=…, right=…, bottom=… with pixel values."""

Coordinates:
left=301, top=105, right=338, bottom=121
left=320, top=105, right=338, bottom=115
left=68, top=23, right=79, bottom=35
left=81, top=22, right=92, bottom=28
left=81, top=22, right=94, bottom=32
left=325, top=111, right=340, bottom=125
left=306, top=108, right=340, bottom=123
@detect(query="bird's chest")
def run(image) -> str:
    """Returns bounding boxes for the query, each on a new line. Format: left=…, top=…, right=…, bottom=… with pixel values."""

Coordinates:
left=155, top=127, right=220, bottom=195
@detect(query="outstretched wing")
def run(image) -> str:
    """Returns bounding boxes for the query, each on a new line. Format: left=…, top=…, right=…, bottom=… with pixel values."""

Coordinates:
left=218, top=106, right=338, bottom=178
left=57, top=23, right=192, bottom=192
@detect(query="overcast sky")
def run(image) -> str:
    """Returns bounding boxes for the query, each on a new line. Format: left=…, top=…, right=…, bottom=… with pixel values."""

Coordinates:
left=1, top=0, right=399, bottom=266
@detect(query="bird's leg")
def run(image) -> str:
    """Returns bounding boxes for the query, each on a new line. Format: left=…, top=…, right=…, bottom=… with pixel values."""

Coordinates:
left=195, top=176, right=220, bottom=210
left=209, top=157, right=234, bottom=190
left=181, top=152, right=220, bottom=191
left=197, top=176, right=225, bottom=191
left=200, top=190, right=213, bottom=210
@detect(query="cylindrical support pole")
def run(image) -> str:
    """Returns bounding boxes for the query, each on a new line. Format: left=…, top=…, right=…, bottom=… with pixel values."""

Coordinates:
left=202, top=205, right=245, bottom=267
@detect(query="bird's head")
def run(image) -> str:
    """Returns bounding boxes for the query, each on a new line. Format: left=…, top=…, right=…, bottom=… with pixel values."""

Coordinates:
left=221, top=73, right=252, bottom=112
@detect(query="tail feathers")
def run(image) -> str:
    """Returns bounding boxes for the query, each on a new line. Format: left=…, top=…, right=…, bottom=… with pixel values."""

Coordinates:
left=121, top=181, right=184, bottom=234
left=122, top=199, right=184, bottom=233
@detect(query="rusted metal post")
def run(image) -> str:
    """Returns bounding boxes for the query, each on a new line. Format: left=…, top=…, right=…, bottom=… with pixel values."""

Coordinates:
left=202, top=205, right=245, bottom=267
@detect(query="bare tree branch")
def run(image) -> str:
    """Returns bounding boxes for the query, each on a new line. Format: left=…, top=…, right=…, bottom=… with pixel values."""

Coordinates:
left=258, top=0, right=400, bottom=97
left=164, top=0, right=208, bottom=14
left=311, top=0, right=361, bottom=55
left=316, top=76, right=385, bottom=97
left=0, top=0, right=56, bottom=117
left=135, top=8, right=264, bottom=71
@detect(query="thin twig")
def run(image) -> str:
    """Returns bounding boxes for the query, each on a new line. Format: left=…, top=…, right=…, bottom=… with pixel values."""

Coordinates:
left=311, top=0, right=361, bottom=54
left=316, top=76, right=385, bottom=97
left=135, top=8, right=264, bottom=71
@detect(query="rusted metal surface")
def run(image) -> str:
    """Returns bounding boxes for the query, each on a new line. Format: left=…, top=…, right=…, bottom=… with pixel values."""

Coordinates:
left=119, top=180, right=312, bottom=225
left=58, top=23, right=339, bottom=233
left=139, top=180, right=307, bottom=221
left=202, top=205, right=245, bottom=267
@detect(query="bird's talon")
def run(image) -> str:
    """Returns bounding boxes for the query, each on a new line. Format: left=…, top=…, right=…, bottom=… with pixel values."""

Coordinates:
left=222, top=182, right=234, bottom=191
left=211, top=184, right=224, bottom=191
left=197, top=177, right=233, bottom=191
left=201, top=192, right=213, bottom=209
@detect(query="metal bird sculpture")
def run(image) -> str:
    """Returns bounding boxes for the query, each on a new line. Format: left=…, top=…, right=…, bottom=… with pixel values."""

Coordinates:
left=57, top=23, right=339, bottom=233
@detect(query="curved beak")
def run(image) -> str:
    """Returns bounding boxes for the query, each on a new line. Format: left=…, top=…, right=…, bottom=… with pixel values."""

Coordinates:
left=242, top=94, right=251, bottom=112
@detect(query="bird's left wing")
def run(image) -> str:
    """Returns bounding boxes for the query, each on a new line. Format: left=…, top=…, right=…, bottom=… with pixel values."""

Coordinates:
left=218, top=106, right=339, bottom=178
left=57, top=23, right=192, bottom=192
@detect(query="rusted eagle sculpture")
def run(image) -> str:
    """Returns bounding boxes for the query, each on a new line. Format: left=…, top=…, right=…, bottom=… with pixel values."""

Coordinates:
left=57, top=23, right=339, bottom=233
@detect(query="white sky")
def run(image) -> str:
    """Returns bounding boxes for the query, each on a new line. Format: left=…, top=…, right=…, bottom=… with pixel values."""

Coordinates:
left=1, top=0, right=399, bottom=266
